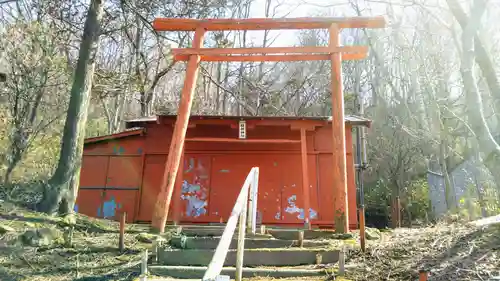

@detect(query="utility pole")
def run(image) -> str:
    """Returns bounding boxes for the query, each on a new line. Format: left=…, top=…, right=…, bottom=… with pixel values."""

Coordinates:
left=353, top=35, right=368, bottom=249
left=356, top=90, right=368, bottom=251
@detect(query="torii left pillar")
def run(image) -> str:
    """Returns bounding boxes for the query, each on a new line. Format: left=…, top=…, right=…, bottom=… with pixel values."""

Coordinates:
left=152, top=28, right=205, bottom=233
left=329, top=24, right=349, bottom=233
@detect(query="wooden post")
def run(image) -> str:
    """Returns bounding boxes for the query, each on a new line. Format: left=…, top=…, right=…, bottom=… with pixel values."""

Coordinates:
left=397, top=196, right=401, bottom=227
left=152, top=240, right=158, bottom=264
left=152, top=27, right=206, bottom=233
left=300, top=128, right=312, bottom=230
left=329, top=24, right=349, bottom=233
left=175, top=226, right=182, bottom=235
left=251, top=168, right=259, bottom=234
left=315, top=253, right=322, bottom=265
left=359, top=207, right=366, bottom=252
left=235, top=197, right=248, bottom=281
left=391, top=198, right=397, bottom=229
left=246, top=179, right=253, bottom=233
left=141, top=249, right=148, bottom=279
left=247, top=168, right=259, bottom=234
left=173, top=152, right=185, bottom=226
left=338, top=249, right=345, bottom=275
left=392, top=196, right=401, bottom=228
left=419, top=270, right=429, bottom=281
left=298, top=230, right=304, bottom=248
left=119, top=212, right=126, bottom=252
left=63, top=226, right=74, bottom=248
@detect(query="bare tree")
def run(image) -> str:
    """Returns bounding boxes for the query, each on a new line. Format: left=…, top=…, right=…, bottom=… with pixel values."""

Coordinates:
left=0, top=3, right=71, bottom=184
left=454, top=0, right=500, bottom=191
left=39, top=0, right=105, bottom=215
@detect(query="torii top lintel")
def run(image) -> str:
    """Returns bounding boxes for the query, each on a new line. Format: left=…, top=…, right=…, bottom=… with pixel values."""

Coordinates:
left=153, top=17, right=386, bottom=32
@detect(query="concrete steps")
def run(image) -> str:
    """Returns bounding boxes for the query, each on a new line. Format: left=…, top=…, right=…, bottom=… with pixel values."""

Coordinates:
left=151, top=225, right=340, bottom=279
left=268, top=229, right=354, bottom=240
left=179, top=227, right=272, bottom=238
left=158, top=248, right=339, bottom=266
left=176, top=226, right=352, bottom=240
left=149, top=265, right=327, bottom=279
left=169, top=236, right=331, bottom=249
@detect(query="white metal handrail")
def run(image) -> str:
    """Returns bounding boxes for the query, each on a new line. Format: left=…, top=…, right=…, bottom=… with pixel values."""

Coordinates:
left=202, top=167, right=260, bottom=281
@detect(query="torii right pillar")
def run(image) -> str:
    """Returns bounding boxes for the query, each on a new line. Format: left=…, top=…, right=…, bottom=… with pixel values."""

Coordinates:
left=329, top=24, right=349, bottom=233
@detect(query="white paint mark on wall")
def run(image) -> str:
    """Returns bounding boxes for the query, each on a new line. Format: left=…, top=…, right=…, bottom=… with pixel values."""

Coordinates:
left=181, top=180, right=207, bottom=217
left=298, top=208, right=318, bottom=220
left=274, top=211, right=281, bottom=220
left=285, top=195, right=301, bottom=213
left=284, top=194, right=318, bottom=220
left=185, top=158, right=195, bottom=173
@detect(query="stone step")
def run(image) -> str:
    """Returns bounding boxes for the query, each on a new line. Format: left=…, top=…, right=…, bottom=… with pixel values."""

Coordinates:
left=179, top=228, right=272, bottom=238
left=175, top=224, right=226, bottom=229
left=147, top=279, right=199, bottom=281
left=158, top=249, right=339, bottom=266
left=149, top=265, right=327, bottom=279
left=169, top=236, right=331, bottom=249
left=268, top=229, right=353, bottom=240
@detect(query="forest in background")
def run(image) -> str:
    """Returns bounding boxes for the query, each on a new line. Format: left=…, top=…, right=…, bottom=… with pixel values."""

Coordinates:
left=1, top=0, right=500, bottom=225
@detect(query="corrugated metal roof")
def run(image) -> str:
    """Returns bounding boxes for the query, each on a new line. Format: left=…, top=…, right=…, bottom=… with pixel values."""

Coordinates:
left=85, top=115, right=371, bottom=145
left=125, top=114, right=371, bottom=126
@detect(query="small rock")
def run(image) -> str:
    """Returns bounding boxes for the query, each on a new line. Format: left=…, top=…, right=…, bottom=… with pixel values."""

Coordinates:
left=59, top=214, right=77, bottom=226
left=20, top=227, right=62, bottom=247
left=330, top=233, right=354, bottom=240
left=63, top=227, right=74, bottom=247
left=0, top=224, right=16, bottom=234
left=136, top=232, right=164, bottom=243
left=136, top=233, right=153, bottom=243
left=37, top=227, right=62, bottom=239
left=24, top=222, right=35, bottom=228
left=365, top=228, right=381, bottom=240
left=20, top=230, right=39, bottom=246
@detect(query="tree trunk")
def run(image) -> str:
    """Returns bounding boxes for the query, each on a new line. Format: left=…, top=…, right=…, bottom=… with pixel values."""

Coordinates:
left=472, top=162, right=488, bottom=217
left=457, top=0, right=500, bottom=194
left=446, top=0, right=500, bottom=126
left=3, top=162, right=15, bottom=185
left=38, top=0, right=105, bottom=215
left=3, top=147, right=21, bottom=185
left=439, top=139, right=455, bottom=210
left=391, top=179, right=400, bottom=228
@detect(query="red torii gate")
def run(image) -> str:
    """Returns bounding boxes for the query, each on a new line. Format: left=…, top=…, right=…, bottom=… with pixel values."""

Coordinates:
left=151, top=17, right=386, bottom=233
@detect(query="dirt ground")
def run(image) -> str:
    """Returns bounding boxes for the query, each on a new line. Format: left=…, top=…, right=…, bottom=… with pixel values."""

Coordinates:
left=1, top=201, right=499, bottom=281
left=0, top=201, right=156, bottom=281
left=345, top=221, right=500, bottom=281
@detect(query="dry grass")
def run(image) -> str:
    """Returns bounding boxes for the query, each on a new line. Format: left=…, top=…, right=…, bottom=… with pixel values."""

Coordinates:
left=1, top=200, right=499, bottom=281
left=0, top=201, right=160, bottom=281
left=345, top=222, right=500, bottom=281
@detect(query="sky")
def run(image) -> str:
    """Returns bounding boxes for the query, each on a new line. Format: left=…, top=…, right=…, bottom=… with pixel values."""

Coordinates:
left=160, top=0, right=387, bottom=49
left=236, top=0, right=383, bottom=47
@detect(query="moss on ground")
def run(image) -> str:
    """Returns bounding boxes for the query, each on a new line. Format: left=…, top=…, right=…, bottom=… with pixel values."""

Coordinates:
left=0, top=201, right=169, bottom=281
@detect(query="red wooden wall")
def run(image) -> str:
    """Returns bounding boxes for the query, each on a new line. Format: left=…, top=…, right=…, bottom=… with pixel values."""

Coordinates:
left=76, top=118, right=359, bottom=229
